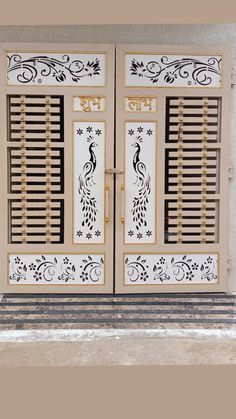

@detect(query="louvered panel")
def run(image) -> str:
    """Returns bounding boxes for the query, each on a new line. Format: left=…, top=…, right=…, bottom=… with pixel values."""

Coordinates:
left=9, top=199, right=64, bottom=244
left=8, top=95, right=64, bottom=142
left=8, top=147, right=64, bottom=194
left=7, top=94, right=65, bottom=244
left=166, top=97, right=221, bottom=143
left=165, top=96, right=221, bottom=244
left=165, top=148, right=219, bottom=195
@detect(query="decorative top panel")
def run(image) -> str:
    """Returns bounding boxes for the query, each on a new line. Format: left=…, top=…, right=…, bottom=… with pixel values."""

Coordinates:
left=125, top=54, right=222, bottom=87
left=6, top=52, right=106, bottom=86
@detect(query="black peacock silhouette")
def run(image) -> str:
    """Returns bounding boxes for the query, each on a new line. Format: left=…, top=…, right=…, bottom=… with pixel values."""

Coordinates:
left=131, top=135, right=151, bottom=230
left=78, top=135, right=98, bottom=231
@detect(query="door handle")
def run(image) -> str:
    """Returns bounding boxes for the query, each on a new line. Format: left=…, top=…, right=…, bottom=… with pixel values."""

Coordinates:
left=105, top=186, right=110, bottom=222
left=105, top=168, right=124, bottom=174
left=120, top=184, right=125, bottom=223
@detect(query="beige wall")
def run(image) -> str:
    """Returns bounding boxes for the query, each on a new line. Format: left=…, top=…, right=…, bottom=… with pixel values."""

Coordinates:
left=1, top=23, right=236, bottom=291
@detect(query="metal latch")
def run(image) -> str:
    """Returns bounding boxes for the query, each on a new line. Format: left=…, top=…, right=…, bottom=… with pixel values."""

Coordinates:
left=105, top=168, right=124, bottom=174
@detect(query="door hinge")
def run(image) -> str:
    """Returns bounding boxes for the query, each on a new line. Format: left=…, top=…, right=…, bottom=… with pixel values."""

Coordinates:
left=231, top=69, right=236, bottom=87
left=228, top=164, right=233, bottom=180
left=227, top=257, right=232, bottom=271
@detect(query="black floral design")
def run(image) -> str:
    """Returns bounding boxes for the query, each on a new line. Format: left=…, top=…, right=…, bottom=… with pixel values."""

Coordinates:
left=9, top=256, right=27, bottom=282
left=171, top=255, right=193, bottom=282
left=125, top=255, right=149, bottom=282
left=128, top=230, right=134, bottom=237
left=77, top=129, right=83, bottom=135
left=129, top=56, right=221, bottom=86
left=146, top=230, right=152, bottom=237
left=58, top=258, right=75, bottom=282
left=7, top=54, right=101, bottom=84
left=201, top=256, right=217, bottom=282
left=77, top=230, right=83, bottom=237
left=32, top=255, right=57, bottom=282
left=153, top=258, right=170, bottom=282
left=79, top=255, right=104, bottom=282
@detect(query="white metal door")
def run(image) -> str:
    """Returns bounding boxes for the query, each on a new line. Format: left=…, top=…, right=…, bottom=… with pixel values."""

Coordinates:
left=115, top=44, right=231, bottom=293
left=0, top=42, right=115, bottom=293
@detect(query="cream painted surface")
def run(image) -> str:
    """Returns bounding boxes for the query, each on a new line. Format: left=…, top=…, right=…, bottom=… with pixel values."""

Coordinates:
left=0, top=24, right=235, bottom=291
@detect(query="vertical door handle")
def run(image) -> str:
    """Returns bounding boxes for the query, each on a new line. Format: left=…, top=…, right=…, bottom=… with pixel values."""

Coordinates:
left=120, top=184, right=125, bottom=223
left=105, top=186, right=110, bottom=222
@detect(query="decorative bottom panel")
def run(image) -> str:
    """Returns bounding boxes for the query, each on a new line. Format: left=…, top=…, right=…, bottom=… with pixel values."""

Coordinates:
left=9, top=254, right=105, bottom=285
left=124, top=253, right=218, bottom=285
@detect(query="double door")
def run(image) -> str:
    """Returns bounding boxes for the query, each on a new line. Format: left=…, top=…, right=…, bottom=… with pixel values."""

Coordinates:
left=0, top=42, right=230, bottom=293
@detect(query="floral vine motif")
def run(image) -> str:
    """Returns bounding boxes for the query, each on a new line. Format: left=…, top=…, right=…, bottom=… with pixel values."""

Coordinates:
left=125, top=256, right=149, bottom=282
left=200, top=256, right=217, bottom=282
left=80, top=255, right=104, bottom=282
left=130, top=56, right=221, bottom=86
left=171, top=255, right=194, bottom=282
left=153, top=257, right=170, bottom=282
left=31, top=255, right=57, bottom=282
left=7, top=54, right=101, bottom=84
left=9, top=256, right=27, bottom=282
left=58, top=257, right=75, bottom=282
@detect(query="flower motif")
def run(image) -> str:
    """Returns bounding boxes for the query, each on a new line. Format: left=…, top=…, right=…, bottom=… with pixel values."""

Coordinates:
left=77, top=129, right=83, bottom=135
left=86, top=233, right=92, bottom=239
left=53, top=70, right=66, bottom=82
left=63, top=257, right=69, bottom=264
left=137, top=126, right=143, bottom=133
left=95, top=129, right=102, bottom=136
left=128, top=230, right=134, bottom=237
left=77, top=230, right=83, bottom=237
left=140, top=271, right=148, bottom=281
left=186, top=271, right=194, bottom=281
left=207, top=257, right=213, bottom=263
left=14, top=257, right=21, bottom=264
left=159, top=257, right=165, bottom=265
left=137, top=233, right=143, bottom=239
left=86, top=126, right=93, bottom=133
left=33, top=271, right=42, bottom=281
left=164, top=72, right=175, bottom=84
left=146, top=129, right=153, bottom=136
left=191, top=263, right=199, bottom=271
left=80, top=272, right=89, bottom=281
left=95, top=230, right=101, bottom=237
left=146, top=230, right=152, bottom=237
left=29, top=263, right=36, bottom=271
left=128, top=129, right=134, bottom=136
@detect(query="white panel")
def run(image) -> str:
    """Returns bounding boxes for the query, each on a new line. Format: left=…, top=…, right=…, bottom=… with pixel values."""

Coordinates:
left=125, top=97, right=157, bottom=112
left=125, top=54, right=222, bottom=87
left=125, top=122, right=156, bottom=243
left=73, top=96, right=106, bottom=112
left=124, top=254, right=218, bottom=285
left=9, top=254, right=105, bottom=285
left=73, top=122, right=105, bottom=243
left=7, top=52, right=106, bottom=86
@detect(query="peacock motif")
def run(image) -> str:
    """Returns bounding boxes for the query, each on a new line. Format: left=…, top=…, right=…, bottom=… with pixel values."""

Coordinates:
left=78, top=135, right=98, bottom=231
left=131, top=136, right=151, bottom=230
